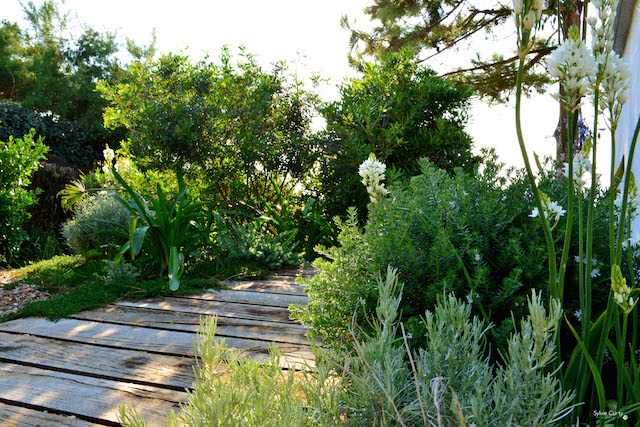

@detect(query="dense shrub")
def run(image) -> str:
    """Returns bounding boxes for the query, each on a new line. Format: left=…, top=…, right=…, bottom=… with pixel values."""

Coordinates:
left=214, top=222, right=303, bottom=271
left=0, top=101, right=98, bottom=166
left=61, top=194, right=131, bottom=254
left=293, top=151, right=616, bottom=349
left=98, top=48, right=320, bottom=210
left=319, top=48, right=477, bottom=218
left=0, top=128, right=48, bottom=265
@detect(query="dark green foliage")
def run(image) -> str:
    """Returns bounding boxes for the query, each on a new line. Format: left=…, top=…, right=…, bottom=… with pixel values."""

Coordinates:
left=0, top=100, right=96, bottom=165
left=0, top=128, right=49, bottom=265
left=294, top=151, right=616, bottom=350
left=319, top=48, right=477, bottom=218
left=99, top=47, right=319, bottom=209
left=213, top=222, right=303, bottom=271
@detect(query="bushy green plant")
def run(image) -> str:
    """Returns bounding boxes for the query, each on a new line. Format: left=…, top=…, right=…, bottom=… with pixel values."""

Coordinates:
left=0, top=127, right=49, bottom=265
left=293, top=152, right=616, bottom=351
left=319, top=47, right=477, bottom=218
left=105, top=169, right=208, bottom=291
left=341, top=268, right=575, bottom=426
left=93, top=259, right=140, bottom=285
left=119, top=318, right=343, bottom=427
left=61, top=194, right=132, bottom=254
left=214, top=221, right=303, bottom=271
left=98, top=47, right=320, bottom=209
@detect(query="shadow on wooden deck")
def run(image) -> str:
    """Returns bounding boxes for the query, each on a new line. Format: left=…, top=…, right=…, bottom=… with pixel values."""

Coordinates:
left=0, top=268, right=316, bottom=426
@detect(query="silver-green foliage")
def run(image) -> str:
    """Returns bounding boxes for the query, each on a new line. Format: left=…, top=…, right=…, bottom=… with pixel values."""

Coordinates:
left=345, top=268, right=575, bottom=426
left=61, top=194, right=131, bottom=254
left=93, top=259, right=140, bottom=285
left=119, top=318, right=343, bottom=427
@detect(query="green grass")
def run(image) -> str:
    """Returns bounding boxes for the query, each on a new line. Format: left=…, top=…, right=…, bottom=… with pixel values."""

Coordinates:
left=0, top=254, right=230, bottom=322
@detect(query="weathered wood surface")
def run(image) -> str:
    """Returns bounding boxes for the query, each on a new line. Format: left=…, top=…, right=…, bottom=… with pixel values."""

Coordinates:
left=0, top=363, right=187, bottom=425
left=0, top=331, right=196, bottom=390
left=0, top=268, right=315, bottom=426
left=0, top=403, right=101, bottom=427
left=71, top=305, right=310, bottom=345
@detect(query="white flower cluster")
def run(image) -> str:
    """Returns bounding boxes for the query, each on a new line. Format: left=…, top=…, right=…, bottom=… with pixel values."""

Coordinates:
left=358, top=153, right=389, bottom=203
left=599, top=54, right=631, bottom=128
left=588, top=0, right=618, bottom=56
left=546, top=37, right=598, bottom=111
left=530, top=200, right=566, bottom=222
left=102, top=145, right=116, bottom=175
left=587, top=0, right=632, bottom=129
left=513, top=0, right=544, bottom=30
left=562, top=150, right=592, bottom=188
left=611, top=264, right=636, bottom=315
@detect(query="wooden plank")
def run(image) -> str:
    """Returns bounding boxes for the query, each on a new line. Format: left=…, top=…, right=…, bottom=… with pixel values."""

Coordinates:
left=177, top=289, right=309, bottom=308
left=71, top=305, right=311, bottom=346
left=221, top=280, right=307, bottom=295
left=272, top=268, right=317, bottom=278
left=0, top=402, right=100, bottom=427
left=0, top=332, right=196, bottom=390
left=1, top=317, right=314, bottom=367
left=0, top=363, right=186, bottom=425
left=116, top=296, right=297, bottom=324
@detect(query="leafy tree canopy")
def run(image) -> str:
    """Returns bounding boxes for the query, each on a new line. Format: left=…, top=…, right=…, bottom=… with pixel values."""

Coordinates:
left=98, top=47, right=321, bottom=208
left=0, top=0, right=156, bottom=161
left=320, top=48, right=477, bottom=218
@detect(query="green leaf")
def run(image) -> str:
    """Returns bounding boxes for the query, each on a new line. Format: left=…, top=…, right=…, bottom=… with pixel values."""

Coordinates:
left=131, top=226, right=150, bottom=256
left=565, top=314, right=606, bottom=411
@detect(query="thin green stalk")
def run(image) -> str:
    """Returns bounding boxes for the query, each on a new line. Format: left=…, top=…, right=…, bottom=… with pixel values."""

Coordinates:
left=515, top=57, right=558, bottom=297
left=576, top=93, right=600, bottom=416
left=610, top=131, right=617, bottom=266
left=615, top=116, right=640, bottom=264
left=558, top=110, right=576, bottom=301
left=616, top=313, right=628, bottom=413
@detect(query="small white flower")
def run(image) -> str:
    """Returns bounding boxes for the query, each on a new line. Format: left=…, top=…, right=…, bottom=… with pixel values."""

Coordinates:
left=547, top=201, right=567, bottom=221
left=591, top=268, right=600, bottom=278
left=529, top=207, right=540, bottom=218
left=574, top=309, right=582, bottom=321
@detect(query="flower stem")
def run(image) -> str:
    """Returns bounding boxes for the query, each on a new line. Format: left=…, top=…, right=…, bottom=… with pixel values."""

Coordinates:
left=515, top=56, right=558, bottom=297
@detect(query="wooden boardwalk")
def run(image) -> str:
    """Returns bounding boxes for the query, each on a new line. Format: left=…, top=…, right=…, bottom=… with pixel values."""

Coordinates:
left=0, top=269, right=315, bottom=426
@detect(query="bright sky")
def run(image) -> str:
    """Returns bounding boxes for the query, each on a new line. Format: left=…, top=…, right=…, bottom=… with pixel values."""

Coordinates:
left=4, top=0, right=608, bottom=174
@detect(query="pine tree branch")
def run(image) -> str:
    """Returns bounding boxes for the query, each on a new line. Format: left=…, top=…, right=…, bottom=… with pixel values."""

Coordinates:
left=439, top=46, right=555, bottom=77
